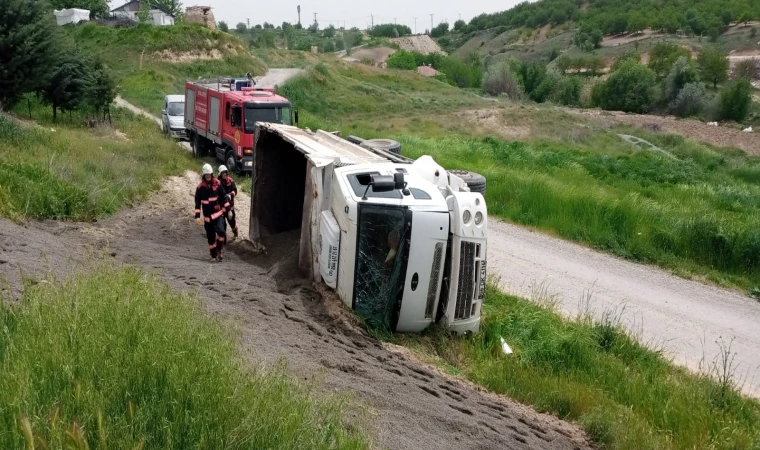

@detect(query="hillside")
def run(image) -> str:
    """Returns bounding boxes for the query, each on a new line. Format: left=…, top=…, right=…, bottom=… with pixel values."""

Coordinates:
left=66, top=23, right=268, bottom=115
left=466, top=0, right=760, bottom=36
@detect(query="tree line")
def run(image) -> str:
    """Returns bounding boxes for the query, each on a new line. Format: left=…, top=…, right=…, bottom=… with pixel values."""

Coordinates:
left=466, top=0, right=760, bottom=37
left=1, top=0, right=117, bottom=120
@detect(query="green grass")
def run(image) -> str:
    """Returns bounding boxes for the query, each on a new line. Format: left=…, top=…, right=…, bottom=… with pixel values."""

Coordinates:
left=398, top=286, right=760, bottom=450
left=277, top=62, right=485, bottom=137
left=66, top=22, right=268, bottom=115
left=0, top=101, right=193, bottom=221
left=0, top=266, right=369, bottom=449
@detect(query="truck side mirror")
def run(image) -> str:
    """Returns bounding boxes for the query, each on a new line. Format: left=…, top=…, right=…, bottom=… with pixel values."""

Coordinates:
left=361, top=174, right=395, bottom=200
left=394, top=172, right=405, bottom=190
left=294, top=109, right=299, bottom=127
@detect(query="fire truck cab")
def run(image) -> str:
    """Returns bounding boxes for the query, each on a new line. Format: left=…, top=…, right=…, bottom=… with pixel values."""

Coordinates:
left=184, top=76, right=293, bottom=172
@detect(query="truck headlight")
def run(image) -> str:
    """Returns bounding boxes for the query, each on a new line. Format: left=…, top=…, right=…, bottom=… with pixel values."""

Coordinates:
left=474, top=211, right=483, bottom=226
left=463, top=210, right=471, bottom=224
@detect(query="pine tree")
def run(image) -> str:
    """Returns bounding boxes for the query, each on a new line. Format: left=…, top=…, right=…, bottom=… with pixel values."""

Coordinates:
left=0, top=0, right=59, bottom=109
left=40, top=51, right=92, bottom=120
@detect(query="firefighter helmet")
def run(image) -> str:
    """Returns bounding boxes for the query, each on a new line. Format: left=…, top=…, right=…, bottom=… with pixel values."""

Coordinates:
left=201, top=163, right=213, bottom=175
left=218, top=165, right=228, bottom=175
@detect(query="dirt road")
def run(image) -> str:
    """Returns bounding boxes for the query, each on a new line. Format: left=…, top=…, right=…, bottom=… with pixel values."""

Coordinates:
left=489, top=220, right=760, bottom=398
left=0, top=173, right=591, bottom=450
left=254, top=68, right=305, bottom=87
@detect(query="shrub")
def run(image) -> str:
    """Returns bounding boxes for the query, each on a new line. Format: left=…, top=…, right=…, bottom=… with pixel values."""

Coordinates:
left=718, top=79, right=753, bottom=122
left=386, top=50, right=419, bottom=70
left=593, top=61, right=656, bottom=113
left=431, top=22, right=450, bottom=38
left=669, top=82, right=707, bottom=117
left=611, top=51, right=641, bottom=72
left=552, top=75, right=583, bottom=106
left=665, top=56, right=699, bottom=101
left=750, top=27, right=757, bottom=38
left=483, top=61, right=522, bottom=99
left=732, top=58, right=759, bottom=81
left=648, top=42, right=692, bottom=78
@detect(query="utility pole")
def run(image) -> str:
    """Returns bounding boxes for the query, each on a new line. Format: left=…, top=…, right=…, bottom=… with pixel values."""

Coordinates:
left=313, top=12, right=317, bottom=27
left=394, top=17, right=397, bottom=25
left=297, top=5, right=301, bottom=26
left=246, top=18, right=250, bottom=28
left=430, top=14, right=433, bottom=33
left=371, top=14, right=374, bottom=29
left=414, top=17, right=417, bottom=34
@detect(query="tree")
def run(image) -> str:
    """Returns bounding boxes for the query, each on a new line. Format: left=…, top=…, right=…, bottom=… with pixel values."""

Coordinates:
left=593, top=61, right=656, bottom=113
left=454, top=20, right=466, bottom=31
left=0, top=0, right=59, bottom=109
left=308, top=22, right=319, bottom=32
left=648, top=42, right=692, bottom=78
left=87, top=59, right=117, bottom=120
left=151, top=0, right=183, bottom=18
left=136, top=1, right=151, bottom=23
left=697, top=46, right=729, bottom=88
left=431, top=22, right=449, bottom=38
left=669, top=82, right=706, bottom=117
left=218, top=21, right=228, bottom=32
left=40, top=51, right=91, bottom=120
left=718, top=79, right=752, bottom=122
left=235, top=22, right=247, bottom=33
left=324, top=25, right=335, bottom=38
left=627, top=12, right=648, bottom=34
left=665, top=56, right=698, bottom=101
left=49, top=0, right=109, bottom=19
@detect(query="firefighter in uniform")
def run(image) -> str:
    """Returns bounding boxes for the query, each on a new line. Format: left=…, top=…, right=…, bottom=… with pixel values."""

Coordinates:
left=195, top=163, right=231, bottom=262
left=217, top=165, right=239, bottom=239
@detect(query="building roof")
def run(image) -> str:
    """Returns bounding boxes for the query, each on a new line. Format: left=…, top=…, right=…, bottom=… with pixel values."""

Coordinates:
left=111, top=0, right=175, bottom=16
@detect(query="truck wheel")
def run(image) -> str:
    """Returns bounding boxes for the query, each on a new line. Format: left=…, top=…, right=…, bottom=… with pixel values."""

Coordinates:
left=191, top=134, right=201, bottom=158
left=225, top=151, right=237, bottom=173
left=360, top=139, right=402, bottom=155
left=450, top=169, right=486, bottom=195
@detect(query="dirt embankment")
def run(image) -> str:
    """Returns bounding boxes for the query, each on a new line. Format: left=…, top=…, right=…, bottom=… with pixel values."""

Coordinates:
left=0, top=171, right=593, bottom=450
left=390, top=35, right=446, bottom=55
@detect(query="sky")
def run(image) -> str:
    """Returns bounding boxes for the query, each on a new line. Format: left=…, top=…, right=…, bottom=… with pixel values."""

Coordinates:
left=110, top=0, right=524, bottom=32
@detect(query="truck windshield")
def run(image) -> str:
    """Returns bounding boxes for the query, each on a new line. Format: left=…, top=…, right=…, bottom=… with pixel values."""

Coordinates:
left=167, top=102, right=184, bottom=116
left=244, top=106, right=292, bottom=132
left=354, top=205, right=411, bottom=331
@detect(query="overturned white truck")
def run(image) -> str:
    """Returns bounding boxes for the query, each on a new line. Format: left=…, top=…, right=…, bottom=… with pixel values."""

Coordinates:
left=248, top=123, right=487, bottom=334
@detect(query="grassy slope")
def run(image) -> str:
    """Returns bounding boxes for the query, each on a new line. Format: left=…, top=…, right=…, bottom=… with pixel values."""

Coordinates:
left=0, top=104, right=193, bottom=222
left=398, top=286, right=760, bottom=450
left=0, top=266, right=368, bottom=449
left=65, top=23, right=268, bottom=115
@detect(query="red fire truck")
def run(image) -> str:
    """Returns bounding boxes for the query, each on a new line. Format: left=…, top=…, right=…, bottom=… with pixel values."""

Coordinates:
left=184, top=75, right=295, bottom=172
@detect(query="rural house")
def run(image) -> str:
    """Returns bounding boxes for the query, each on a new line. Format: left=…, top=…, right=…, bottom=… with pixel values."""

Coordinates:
left=53, top=8, right=90, bottom=25
left=111, top=0, right=175, bottom=26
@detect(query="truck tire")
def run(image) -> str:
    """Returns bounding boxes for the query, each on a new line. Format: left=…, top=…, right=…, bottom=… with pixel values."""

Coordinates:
left=225, top=150, right=237, bottom=173
left=450, top=169, right=486, bottom=195
left=360, top=139, right=402, bottom=155
left=191, top=133, right=207, bottom=158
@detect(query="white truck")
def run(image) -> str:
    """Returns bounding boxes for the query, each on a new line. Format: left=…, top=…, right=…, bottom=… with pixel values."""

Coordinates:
left=248, top=123, right=488, bottom=334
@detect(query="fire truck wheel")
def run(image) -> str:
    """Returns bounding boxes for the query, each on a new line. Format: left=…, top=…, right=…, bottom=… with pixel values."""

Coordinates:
left=450, top=169, right=486, bottom=195
left=360, top=139, right=402, bottom=155
left=225, top=151, right=237, bottom=173
left=191, top=134, right=203, bottom=158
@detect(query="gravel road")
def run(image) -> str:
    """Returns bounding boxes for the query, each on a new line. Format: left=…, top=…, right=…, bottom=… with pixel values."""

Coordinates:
left=254, top=68, right=305, bottom=87
left=489, top=220, right=760, bottom=398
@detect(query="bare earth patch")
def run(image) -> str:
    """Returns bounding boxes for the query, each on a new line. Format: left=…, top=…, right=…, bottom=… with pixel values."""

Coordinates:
left=390, top=35, right=446, bottom=55
left=153, top=49, right=224, bottom=62
left=344, top=47, right=397, bottom=65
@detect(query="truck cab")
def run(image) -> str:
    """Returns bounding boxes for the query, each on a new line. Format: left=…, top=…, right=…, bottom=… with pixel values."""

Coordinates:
left=184, top=79, right=293, bottom=173
left=249, top=124, right=487, bottom=335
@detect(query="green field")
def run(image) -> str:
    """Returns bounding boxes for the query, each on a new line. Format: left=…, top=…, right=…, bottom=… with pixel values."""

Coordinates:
left=0, top=266, right=368, bottom=449
left=398, top=286, right=760, bottom=450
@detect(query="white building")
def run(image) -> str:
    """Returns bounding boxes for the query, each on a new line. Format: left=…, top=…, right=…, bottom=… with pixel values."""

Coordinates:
left=111, top=0, right=175, bottom=26
left=53, top=8, right=90, bottom=25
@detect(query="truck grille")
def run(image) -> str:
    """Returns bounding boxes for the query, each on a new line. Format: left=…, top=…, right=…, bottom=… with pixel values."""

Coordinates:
left=425, top=243, right=444, bottom=318
left=455, top=241, right=478, bottom=320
